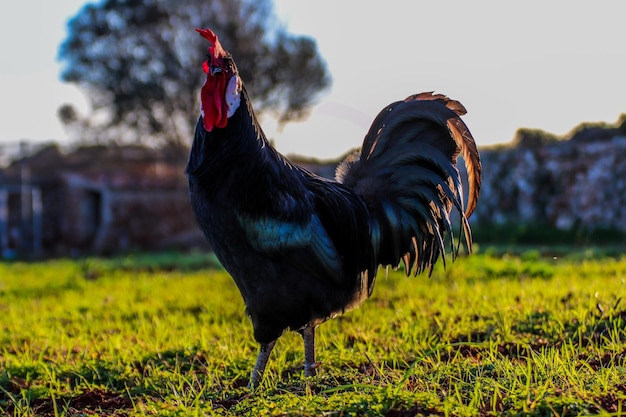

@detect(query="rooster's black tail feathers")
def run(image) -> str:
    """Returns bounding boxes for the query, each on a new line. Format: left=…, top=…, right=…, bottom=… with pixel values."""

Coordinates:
left=336, top=92, right=481, bottom=276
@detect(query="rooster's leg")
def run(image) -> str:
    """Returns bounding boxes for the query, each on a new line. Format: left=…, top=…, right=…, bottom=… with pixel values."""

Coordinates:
left=249, top=340, right=276, bottom=389
left=302, top=325, right=318, bottom=377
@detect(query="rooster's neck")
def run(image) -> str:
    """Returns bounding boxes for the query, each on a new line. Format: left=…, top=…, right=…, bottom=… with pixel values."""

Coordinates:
left=187, top=86, right=292, bottom=202
left=240, top=87, right=270, bottom=147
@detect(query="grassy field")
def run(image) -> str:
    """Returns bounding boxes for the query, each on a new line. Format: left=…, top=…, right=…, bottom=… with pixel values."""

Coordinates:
left=0, top=249, right=625, bottom=416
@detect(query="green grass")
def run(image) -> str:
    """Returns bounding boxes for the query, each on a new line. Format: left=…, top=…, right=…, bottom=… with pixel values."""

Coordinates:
left=0, top=249, right=625, bottom=416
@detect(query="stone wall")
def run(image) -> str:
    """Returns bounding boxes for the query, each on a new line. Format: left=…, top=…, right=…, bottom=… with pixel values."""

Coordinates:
left=470, top=135, right=626, bottom=231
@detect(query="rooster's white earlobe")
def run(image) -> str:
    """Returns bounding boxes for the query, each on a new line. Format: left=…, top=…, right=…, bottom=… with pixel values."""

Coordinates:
left=226, top=75, right=242, bottom=118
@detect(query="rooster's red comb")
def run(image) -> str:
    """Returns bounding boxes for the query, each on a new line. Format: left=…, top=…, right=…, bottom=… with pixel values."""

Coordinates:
left=196, top=28, right=227, bottom=63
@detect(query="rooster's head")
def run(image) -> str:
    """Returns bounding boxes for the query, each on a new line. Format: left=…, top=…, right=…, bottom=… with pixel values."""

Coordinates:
left=196, top=28, right=242, bottom=132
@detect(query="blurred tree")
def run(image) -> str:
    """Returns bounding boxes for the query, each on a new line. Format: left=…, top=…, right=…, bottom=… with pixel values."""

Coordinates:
left=58, top=0, right=331, bottom=148
left=511, top=128, right=559, bottom=148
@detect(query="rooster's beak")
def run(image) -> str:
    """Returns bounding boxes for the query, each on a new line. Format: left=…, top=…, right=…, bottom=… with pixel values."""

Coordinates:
left=209, top=67, right=222, bottom=76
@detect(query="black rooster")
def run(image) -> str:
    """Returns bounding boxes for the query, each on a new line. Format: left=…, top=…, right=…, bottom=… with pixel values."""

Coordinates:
left=186, top=28, right=481, bottom=388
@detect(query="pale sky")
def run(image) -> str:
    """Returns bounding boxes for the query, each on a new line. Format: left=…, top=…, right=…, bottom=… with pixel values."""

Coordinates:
left=2, top=1, right=626, bottom=159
